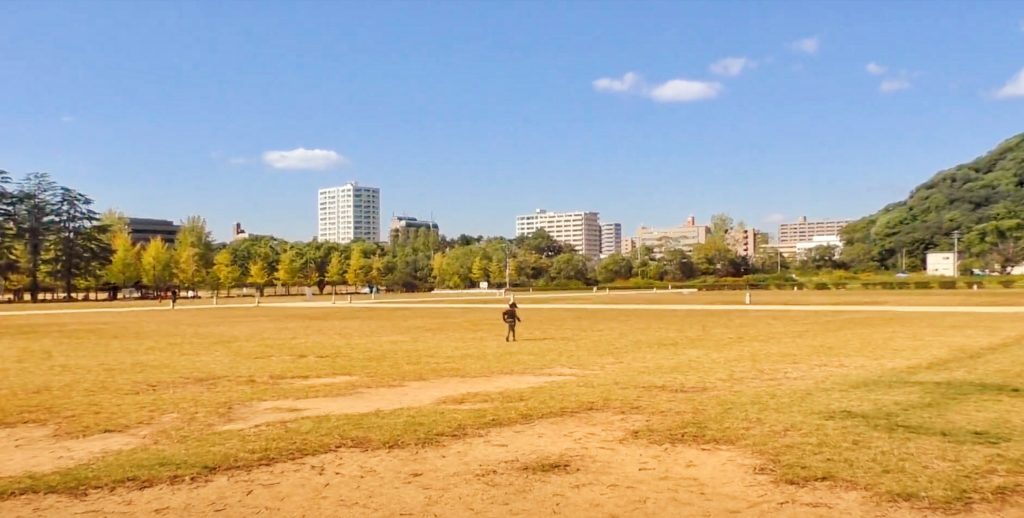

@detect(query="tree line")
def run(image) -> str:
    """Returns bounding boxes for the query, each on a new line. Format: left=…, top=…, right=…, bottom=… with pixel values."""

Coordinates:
left=12, top=159, right=1024, bottom=304
left=0, top=172, right=805, bottom=303
left=841, top=133, right=1024, bottom=274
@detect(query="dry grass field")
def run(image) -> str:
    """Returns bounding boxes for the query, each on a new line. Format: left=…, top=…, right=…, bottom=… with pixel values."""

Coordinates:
left=1, top=292, right=1023, bottom=515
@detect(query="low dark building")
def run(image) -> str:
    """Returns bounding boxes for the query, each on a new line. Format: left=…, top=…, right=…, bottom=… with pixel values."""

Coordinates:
left=389, top=216, right=439, bottom=243
left=390, top=216, right=439, bottom=232
left=127, top=217, right=180, bottom=245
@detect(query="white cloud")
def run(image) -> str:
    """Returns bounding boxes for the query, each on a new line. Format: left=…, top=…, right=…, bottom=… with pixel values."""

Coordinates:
left=262, top=148, right=349, bottom=171
left=789, top=36, right=820, bottom=55
left=865, top=62, right=887, bottom=76
left=879, top=78, right=911, bottom=93
left=592, top=72, right=643, bottom=93
left=648, top=79, right=722, bottom=102
left=994, top=67, right=1024, bottom=99
left=709, top=57, right=754, bottom=77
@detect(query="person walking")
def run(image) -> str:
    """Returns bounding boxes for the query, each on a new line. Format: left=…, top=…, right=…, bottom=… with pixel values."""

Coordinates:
left=502, top=302, right=522, bottom=342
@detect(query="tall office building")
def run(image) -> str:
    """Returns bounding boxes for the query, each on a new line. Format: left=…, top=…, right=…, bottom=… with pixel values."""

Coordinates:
left=515, top=209, right=602, bottom=259
left=317, top=182, right=380, bottom=243
left=777, top=216, right=853, bottom=244
left=600, top=223, right=622, bottom=258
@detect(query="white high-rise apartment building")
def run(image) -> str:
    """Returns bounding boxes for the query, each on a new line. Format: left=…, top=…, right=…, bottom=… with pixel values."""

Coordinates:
left=600, top=223, right=622, bottom=258
left=515, top=209, right=601, bottom=259
left=317, top=182, right=380, bottom=243
left=778, top=216, right=853, bottom=244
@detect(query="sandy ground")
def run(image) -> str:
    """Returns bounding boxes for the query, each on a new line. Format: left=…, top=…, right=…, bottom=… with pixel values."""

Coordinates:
left=0, top=417, right=173, bottom=478
left=0, top=426, right=144, bottom=478
left=4, top=413, right=1020, bottom=517
left=222, top=375, right=571, bottom=430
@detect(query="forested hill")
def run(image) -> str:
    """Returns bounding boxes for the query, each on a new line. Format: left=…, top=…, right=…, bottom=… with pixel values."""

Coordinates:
left=841, top=133, right=1024, bottom=272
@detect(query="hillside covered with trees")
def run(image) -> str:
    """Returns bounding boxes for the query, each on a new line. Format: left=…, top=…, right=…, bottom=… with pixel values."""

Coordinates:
left=842, top=133, right=1024, bottom=273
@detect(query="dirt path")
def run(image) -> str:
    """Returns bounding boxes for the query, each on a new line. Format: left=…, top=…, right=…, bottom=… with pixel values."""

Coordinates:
left=282, top=301, right=1024, bottom=314
left=8, top=290, right=1024, bottom=317
left=5, top=413, right=1014, bottom=517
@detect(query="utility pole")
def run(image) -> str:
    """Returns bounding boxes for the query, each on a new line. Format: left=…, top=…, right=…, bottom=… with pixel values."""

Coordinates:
left=952, top=230, right=962, bottom=278
left=505, top=243, right=511, bottom=291
left=777, top=248, right=781, bottom=274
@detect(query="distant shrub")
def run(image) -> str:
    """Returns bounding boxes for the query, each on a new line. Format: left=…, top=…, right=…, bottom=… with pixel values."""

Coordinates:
left=998, top=280, right=1016, bottom=288
left=912, top=281, right=933, bottom=289
left=963, top=281, right=983, bottom=289
left=937, top=280, right=957, bottom=289
left=877, top=281, right=895, bottom=290
left=827, top=271, right=862, bottom=281
left=813, top=282, right=831, bottom=290
left=829, top=282, right=848, bottom=290
left=861, top=282, right=877, bottom=290
left=894, top=281, right=910, bottom=290
left=542, top=280, right=589, bottom=290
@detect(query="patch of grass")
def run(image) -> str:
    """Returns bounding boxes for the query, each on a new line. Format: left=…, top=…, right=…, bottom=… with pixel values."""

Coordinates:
left=520, top=454, right=578, bottom=474
left=1, top=301, right=1024, bottom=508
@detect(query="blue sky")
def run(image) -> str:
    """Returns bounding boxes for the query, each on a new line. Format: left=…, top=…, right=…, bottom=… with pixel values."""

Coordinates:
left=1, top=1, right=1023, bottom=242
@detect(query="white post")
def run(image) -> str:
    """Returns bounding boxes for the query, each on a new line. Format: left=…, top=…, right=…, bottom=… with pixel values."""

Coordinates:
left=331, top=291, right=336, bottom=304
left=745, top=291, right=751, bottom=305
left=605, top=287, right=609, bottom=294
left=348, top=295, right=352, bottom=303
left=952, top=230, right=961, bottom=278
left=213, top=294, right=218, bottom=306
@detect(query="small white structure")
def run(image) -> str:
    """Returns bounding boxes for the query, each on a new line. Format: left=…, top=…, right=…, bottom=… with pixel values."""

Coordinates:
left=794, top=235, right=842, bottom=258
left=926, top=251, right=959, bottom=276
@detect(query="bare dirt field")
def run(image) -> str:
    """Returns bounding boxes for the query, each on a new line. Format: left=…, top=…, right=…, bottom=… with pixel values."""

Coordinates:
left=1, top=292, right=1023, bottom=515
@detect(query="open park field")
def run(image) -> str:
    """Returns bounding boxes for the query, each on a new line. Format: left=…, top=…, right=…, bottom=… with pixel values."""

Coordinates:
left=1, top=291, right=1024, bottom=516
